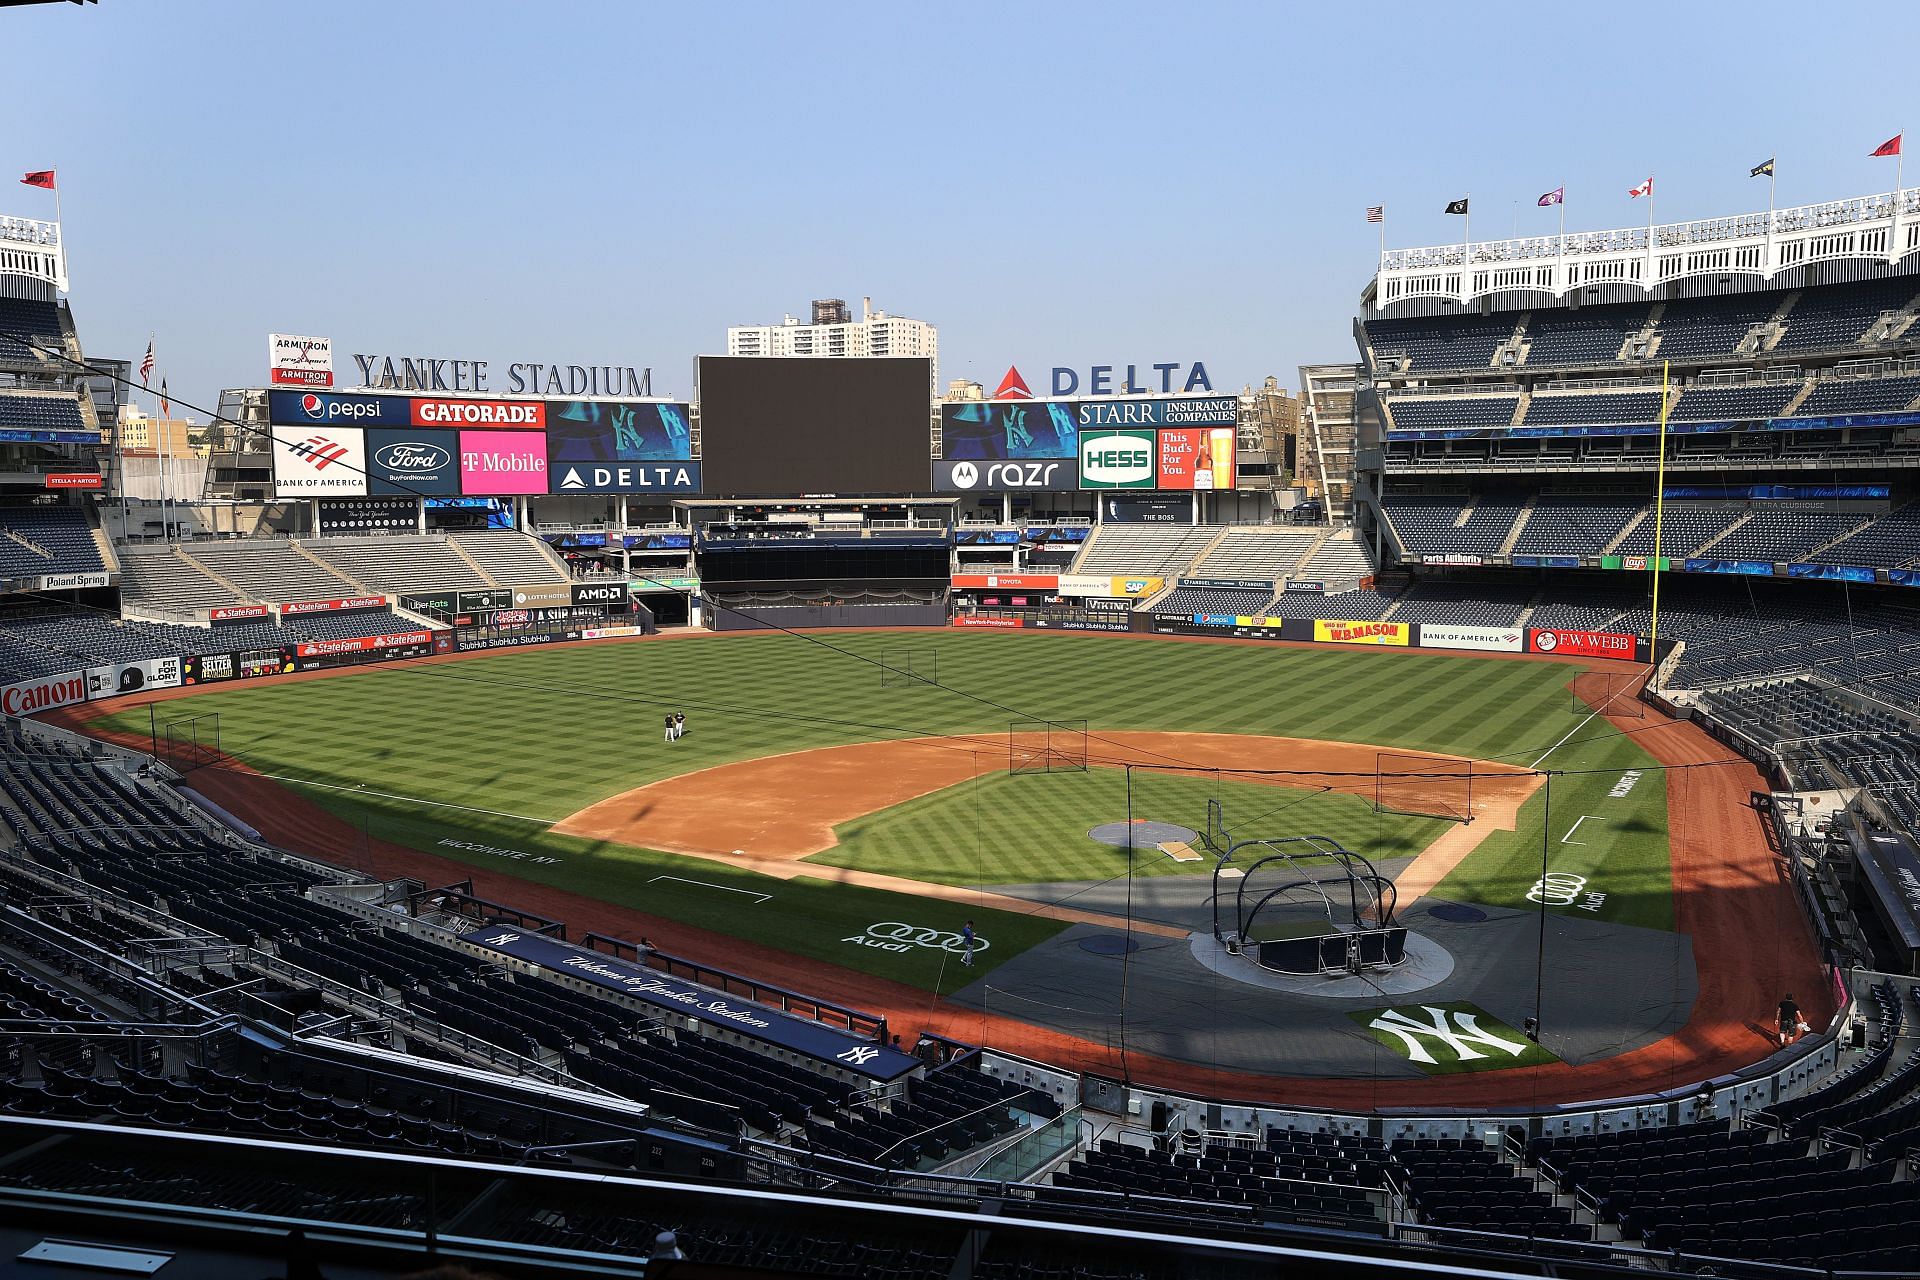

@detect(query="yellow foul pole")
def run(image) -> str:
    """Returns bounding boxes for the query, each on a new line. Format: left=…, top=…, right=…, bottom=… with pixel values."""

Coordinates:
left=1648, top=360, right=1671, bottom=692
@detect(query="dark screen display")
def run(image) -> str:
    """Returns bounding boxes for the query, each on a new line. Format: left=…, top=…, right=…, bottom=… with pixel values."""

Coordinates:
left=696, top=356, right=931, bottom=496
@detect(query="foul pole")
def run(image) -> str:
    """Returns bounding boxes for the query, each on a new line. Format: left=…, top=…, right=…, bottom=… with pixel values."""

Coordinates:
left=1648, top=360, right=1672, bottom=692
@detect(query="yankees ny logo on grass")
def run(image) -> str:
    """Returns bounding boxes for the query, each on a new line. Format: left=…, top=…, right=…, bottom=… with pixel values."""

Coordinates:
left=1367, top=1005, right=1532, bottom=1066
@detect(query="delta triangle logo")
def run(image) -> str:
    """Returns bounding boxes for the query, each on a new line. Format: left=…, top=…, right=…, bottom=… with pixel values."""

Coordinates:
left=994, top=365, right=1032, bottom=399
left=560, top=467, right=586, bottom=490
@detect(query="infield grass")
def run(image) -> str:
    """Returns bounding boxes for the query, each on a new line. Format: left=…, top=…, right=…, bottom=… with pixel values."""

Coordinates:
left=94, top=630, right=1673, bottom=987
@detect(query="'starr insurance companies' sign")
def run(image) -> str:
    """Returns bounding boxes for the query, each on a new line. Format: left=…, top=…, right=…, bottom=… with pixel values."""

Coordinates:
left=352, top=352, right=652, bottom=397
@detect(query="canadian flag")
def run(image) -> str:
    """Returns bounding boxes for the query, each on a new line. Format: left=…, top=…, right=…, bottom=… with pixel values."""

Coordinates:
left=1628, top=177, right=1654, bottom=198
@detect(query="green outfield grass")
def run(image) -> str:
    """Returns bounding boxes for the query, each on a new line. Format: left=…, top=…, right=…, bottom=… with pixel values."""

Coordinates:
left=812, top=767, right=1451, bottom=887
left=93, top=630, right=1672, bottom=988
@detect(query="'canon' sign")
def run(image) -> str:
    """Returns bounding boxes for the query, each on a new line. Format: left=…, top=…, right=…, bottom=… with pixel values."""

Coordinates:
left=1, top=671, right=87, bottom=717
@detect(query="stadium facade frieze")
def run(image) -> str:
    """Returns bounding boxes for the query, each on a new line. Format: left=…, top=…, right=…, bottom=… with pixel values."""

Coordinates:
left=350, top=352, right=652, bottom=397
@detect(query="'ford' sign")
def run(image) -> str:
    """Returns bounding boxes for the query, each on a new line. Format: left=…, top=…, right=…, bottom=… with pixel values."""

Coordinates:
left=367, top=428, right=459, bottom=494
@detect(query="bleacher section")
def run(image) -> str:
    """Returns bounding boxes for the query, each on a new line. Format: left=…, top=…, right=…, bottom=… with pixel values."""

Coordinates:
left=1699, top=506, right=1867, bottom=562
left=1294, top=529, right=1372, bottom=582
left=1508, top=495, right=1641, bottom=557
left=1363, top=314, right=1512, bottom=372
left=1389, top=582, right=1531, bottom=627
left=306, top=535, right=492, bottom=595
left=0, top=296, right=63, bottom=366
left=1670, top=381, right=1800, bottom=421
left=1808, top=501, right=1920, bottom=568
left=1187, top=528, right=1322, bottom=581
left=0, top=505, right=104, bottom=580
left=1797, top=373, right=1920, bottom=417
left=1522, top=304, right=1645, bottom=366
left=114, top=546, right=245, bottom=612
left=1521, top=391, right=1664, bottom=426
left=174, top=541, right=361, bottom=602
left=0, top=393, right=87, bottom=436
left=1386, top=396, right=1516, bottom=431
left=1384, top=494, right=1522, bottom=556
left=1650, top=293, right=1778, bottom=361
left=1612, top=502, right=1744, bottom=557
left=1070, top=525, right=1221, bottom=577
left=1153, top=587, right=1275, bottom=618
left=448, top=530, right=570, bottom=585
left=1774, top=277, right=1918, bottom=353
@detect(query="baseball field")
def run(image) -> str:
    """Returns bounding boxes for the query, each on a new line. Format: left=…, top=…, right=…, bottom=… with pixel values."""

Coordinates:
left=85, top=629, right=1675, bottom=1000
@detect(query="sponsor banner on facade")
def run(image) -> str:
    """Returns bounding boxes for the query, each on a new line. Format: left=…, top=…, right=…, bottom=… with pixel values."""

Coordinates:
left=454, top=629, right=584, bottom=651
left=570, top=581, right=629, bottom=607
left=579, top=625, right=643, bottom=640
left=366, top=429, right=460, bottom=495
left=85, top=656, right=183, bottom=700
left=630, top=575, right=698, bottom=593
left=269, top=333, right=334, bottom=387
left=181, top=652, right=237, bottom=684
left=36, top=572, right=110, bottom=590
left=269, top=389, right=411, bottom=427
left=1, top=669, right=88, bottom=716
left=508, top=584, right=573, bottom=608
left=547, top=400, right=693, bottom=462
left=940, top=400, right=1079, bottom=461
left=1313, top=619, right=1411, bottom=646
left=412, top=398, right=546, bottom=429
left=208, top=604, right=273, bottom=622
left=1179, top=576, right=1273, bottom=591
left=43, top=472, right=103, bottom=490
left=1420, top=553, right=1484, bottom=567
left=1599, top=555, right=1672, bottom=572
left=1527, top=628, right=1636, bottom=658
left=1419, top=624, right=1524, bottom=653
left=280, top=595, right=388, bottom=616
left=294, top=630, right=432, bottom=658
left=552, top=461, right=702, bottom=493
left=1075, top=394, right=1236, bottom=426
left=931, top=458, right=1074, bottom=492
left=1028, top=616, right=1132, bottom=633
left=459, top=430, right=548, bottom=495
left=951, top=573, right=1058, bottom=590
left=1083, top=596, right=1134, bottom=613
left=1284, top=580, right=1326, bottom=594
left=1078, top=429, right=1157, bottom=490
left=1101, top=495, right=1189, bottom=523
left=1156, top=426, right=1236, bottom=490
left=271, top=426, right=367, bottom=496
left=1112, top=575, right=1162, bottom=597
left=950, top=615, right=1024, bottom=629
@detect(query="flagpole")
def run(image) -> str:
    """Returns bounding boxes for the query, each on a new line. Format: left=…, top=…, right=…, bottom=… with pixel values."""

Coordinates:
left=1897, top=130, right=1906, bottom=265
left=1767, top=161, right=1777, bottom=278
left=1463, top=193, right=1471, bottom=293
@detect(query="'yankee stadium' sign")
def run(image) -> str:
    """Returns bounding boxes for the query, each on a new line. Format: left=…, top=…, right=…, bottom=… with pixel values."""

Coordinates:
left=353, top=352, right=652, bottom=397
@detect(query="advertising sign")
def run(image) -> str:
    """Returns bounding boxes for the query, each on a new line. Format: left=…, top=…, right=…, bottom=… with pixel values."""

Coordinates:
left=1527, top=629, right=1636, bottom=658
left=43, top=473, right=103, bottom=490
left=1179, top=577, right=1273, bottom=591
left=459, top=430, right=548, bottom=495
left=271, top=426, right=367, bottom=496
left=1101, top=495, right=1189, bottom=523
left=365, top=429, right=460, bottom=495
left=85, top=657, right=183, bottom=700
left=181, top=653, right=236, bottom=685
left=1156, top=426, right=1237, bottom=490
left=36, top=572, right=110, bottom=590
left=931, top=458, right=1073, bottom=492
left=1419, top=624, right=1524, bottom=653
left=551, top=461, right=702, bottom=494
left=268, top=334, right=334, bottom=387
left=268, top=389, right=411, bottom=427
left=280, top=595, right=387, bottom=616
left=941, top=401, right=1079, bottom=460
left=571, top=581, right=629, bottom=607
left=1313, top=620, right=1411, bottom=646
left=293, top=630, right=432, bottom=658
left=1284, top=580, right=1326, bottom=594
left=1789, top=562, right=1875, bottom=583
left=951, top=573, right=1058, bottom=590
left=1050, top=366, right=1217, bottom=397
left=209, top=604, right=273, bottom=622
left=541, top=399, right=694, bottom=465
left=509, top=584, right=572, bottom=608
left=413, top=398, right=546, bottom=429
left=951, top=615, right=1024, bottom=629
left=1078, top=429, right=1157, bottom=490
left=1421, top=553, right=1485, bottom=567
left=458, top=589, right=513, bottom=611
left=1, top=670, right=88, bottom=716
left=1683, top=558, right=1777, bottom=577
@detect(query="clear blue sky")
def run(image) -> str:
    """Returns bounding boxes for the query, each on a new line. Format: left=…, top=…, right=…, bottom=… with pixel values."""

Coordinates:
left=8, top=0, right=1919, bottom=412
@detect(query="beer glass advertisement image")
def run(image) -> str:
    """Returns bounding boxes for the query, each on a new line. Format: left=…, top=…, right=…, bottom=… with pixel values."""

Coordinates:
left=941, top=401, right=1079, bottom=460
left=1157, top=427, right=1236, bottom=489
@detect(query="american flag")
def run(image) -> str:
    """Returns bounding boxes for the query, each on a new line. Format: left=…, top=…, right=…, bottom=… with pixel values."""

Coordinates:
left=139, top=340, right=153, bottom=386
left=1366, top=205, right=1384, bottom=223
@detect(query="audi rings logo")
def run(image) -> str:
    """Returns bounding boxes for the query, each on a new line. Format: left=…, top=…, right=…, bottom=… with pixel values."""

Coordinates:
left=841, top=921, right=988, bottom=956
left=1526, top=872, right=1587, bottom=905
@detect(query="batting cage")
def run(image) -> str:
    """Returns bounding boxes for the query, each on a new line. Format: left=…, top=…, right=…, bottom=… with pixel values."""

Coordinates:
left=880, top=648, right=938, bottom=688
left=1008, top=719, right=1089, bottom=775
left=1571, top=670, right=1645, bottom=718
left=1374, top=751, right=1476, bottom=823
left=1212, top=835, right=1406, bottom=976
left=158, top=712, right=222, bottom=771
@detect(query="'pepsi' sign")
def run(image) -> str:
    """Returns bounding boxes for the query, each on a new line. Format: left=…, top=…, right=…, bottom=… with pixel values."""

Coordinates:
left=269, top=389, right=411, bottom=427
